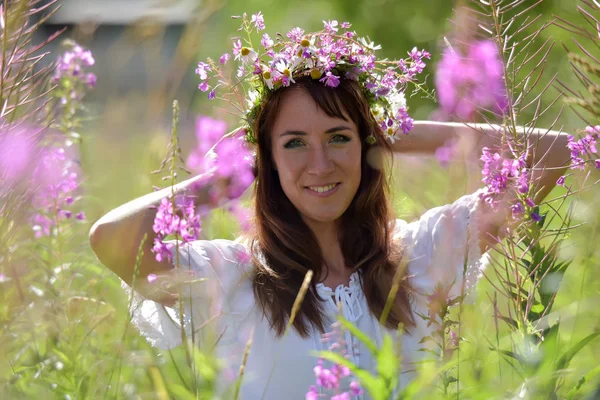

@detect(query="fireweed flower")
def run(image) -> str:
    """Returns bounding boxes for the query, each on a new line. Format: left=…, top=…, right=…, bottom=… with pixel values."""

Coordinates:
left=567, top=131, right=598, bottom=170
left=152, top=195, right=201, bottom=263
left=30, top=145, right=85, bottom=238
left=0, top=125, right=40, bottom=187
left=435, top=40, right=508, bottom=121
left=53, top=42, right=96, bottom=105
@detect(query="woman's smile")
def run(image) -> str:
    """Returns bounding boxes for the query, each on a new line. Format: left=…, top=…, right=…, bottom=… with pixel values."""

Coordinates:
left=305, top=182, right=341, bottom=197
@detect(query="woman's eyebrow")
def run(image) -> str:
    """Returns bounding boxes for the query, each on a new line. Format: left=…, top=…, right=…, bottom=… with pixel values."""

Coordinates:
left=279, top=125, right=352, bottom=137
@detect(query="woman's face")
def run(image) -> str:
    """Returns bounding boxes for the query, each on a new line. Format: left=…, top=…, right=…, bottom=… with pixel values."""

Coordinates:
left=270, top=89, right=362, bottom=226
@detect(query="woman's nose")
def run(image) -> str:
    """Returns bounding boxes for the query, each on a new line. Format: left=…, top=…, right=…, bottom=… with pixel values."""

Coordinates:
left=306, top=145, right=335, bottom=176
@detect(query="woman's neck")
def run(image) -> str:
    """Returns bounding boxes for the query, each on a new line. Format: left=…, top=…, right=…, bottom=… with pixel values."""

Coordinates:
left=303, top=218, right=349, bottom=284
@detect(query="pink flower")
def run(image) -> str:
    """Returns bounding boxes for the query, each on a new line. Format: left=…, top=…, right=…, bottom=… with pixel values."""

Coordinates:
left=251, top=11, right=265, bottom=31
left=286, top=27, right=305, bottom=43
left=435, top=39, right=507, bottom=120
left=261, top=33, right=274, bottom=49
left=320, top=71, right=340, bottom=88
left=219, top=53, right=231, bottom=65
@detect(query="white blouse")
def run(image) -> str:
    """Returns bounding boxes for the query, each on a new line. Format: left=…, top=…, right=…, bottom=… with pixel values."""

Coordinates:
left=127, top=191, right=490, bottom=399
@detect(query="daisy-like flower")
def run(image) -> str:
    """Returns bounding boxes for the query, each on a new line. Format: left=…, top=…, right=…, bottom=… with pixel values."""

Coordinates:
left=276, top=60, right=295, bottom=86
left=240, top=47, right=258, bottom=64
left=262, top=68, right=274, bottom=89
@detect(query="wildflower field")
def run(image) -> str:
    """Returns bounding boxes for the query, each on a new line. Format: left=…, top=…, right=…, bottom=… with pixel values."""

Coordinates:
left=1, top=0, right=600, bottom=399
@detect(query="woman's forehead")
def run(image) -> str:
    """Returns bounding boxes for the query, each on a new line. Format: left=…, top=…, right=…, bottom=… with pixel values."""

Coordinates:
left=271, top=89, right=354, bottom=134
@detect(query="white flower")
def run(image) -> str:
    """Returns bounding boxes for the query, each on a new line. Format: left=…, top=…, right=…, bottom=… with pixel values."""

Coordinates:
left=387, top=90, right=407, bottom=111
left=276, top=60, right=295, bottom=86
left=240, top=47, right=258, bottom=64
left=359, top=37, right=382, bottom=51
left=246, top=88, right=260, bottom=110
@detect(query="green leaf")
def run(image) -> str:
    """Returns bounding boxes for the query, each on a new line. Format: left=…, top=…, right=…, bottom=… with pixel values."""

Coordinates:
left=556, top=331, right=600, bottom=371
left=337, top=316, right=377, bottom=354
left=531, top=303, right=545, bottom=314
left=376, top=334, right=398, bottom=388
left=168, top=384, right=197, bottom=400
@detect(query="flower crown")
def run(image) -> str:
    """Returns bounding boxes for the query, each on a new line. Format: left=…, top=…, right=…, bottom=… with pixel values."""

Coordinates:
left=195, top=12, right=430, bottom=145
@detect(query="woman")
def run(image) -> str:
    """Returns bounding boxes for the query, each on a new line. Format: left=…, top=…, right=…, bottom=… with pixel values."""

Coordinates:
left=89, top=19, right=570, bottom=400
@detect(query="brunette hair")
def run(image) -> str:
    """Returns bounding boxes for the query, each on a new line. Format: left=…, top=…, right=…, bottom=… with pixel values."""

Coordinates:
left=249, top=77, right=415, bottom=337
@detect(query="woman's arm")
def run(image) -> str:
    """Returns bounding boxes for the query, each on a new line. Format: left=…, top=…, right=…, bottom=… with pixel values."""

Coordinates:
left=89, top=173, right=218, bottom=301
left=393, top=120, right=572, bottom=251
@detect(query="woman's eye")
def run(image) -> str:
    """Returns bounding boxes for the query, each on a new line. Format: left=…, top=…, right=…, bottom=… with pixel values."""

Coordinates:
left=284, top=138, right=304, bottom=149
left=330, top=134, right=351, bottom=143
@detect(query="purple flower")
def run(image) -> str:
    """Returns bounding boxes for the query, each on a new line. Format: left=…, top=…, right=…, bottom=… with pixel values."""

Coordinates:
left=286, top=27, right=305, bottom=43
left=0, top=125, right=37, bottom=185
left=435, top=140, right=456, bottom=167
left=147, top=273, right=158, bottom=283
left=525, top=197, right=536, bottom=208
left=219, top=53, right=231, bottom=65
left=251, top=11, right=265, bottom=31
left=435, top=39, right=507, bottom=120
left=198, top=81, right=209, bottom=92
left=511, top=202, right=524, bottom=216
left=596, top=160, right=600, bottom=169
left=320, top=71, right=340, bottom=88
left=208, top=89, right=216, bottom=100
left=232, top=39, right=242, bottom=58
left=396, top=107, right=414, bottom=134
left=195, top=62, right=210, bottom=80
left=305, top=386, right=319, bottom=400
left=585, top=125, right=600, bottom=135
left=187, top=116, right=228, bottom=171
left=323, top=20, right=339, bottom=34
left=341, top=21, right=351, bottom=29
left=152, top=195, right=201, bottom=263
left=261, top=33, right=274, bottom=49
left=531, top=212, right=542, bottom=222
left=556, top=176, right=566, bottom=186
left=350, top=381, right=362, bottom=396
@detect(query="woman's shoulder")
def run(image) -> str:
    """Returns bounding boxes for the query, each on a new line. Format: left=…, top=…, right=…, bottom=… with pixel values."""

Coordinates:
left=170, top=237, right=254, bottom=290
left=391, top=190, right=488, bottom=300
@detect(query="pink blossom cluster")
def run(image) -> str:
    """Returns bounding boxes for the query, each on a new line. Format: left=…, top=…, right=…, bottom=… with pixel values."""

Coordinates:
left=30, top=145, right=85, bottom=237
left=151, top=195, right=201, bottom=263
left=186, top=116, right=255, bottom=201
left=307, top=322, right=363, bottom=399
left=567, top=125, right=600, bottom=170
left=195, top=12, right=428, bottom=142
left=435, top=40, right=508, bottom=121
left=479, top=147, right=541, bottom=220
left=151, top=116, right=254, bottom=263
left=52, top=42, right=96, bottom=104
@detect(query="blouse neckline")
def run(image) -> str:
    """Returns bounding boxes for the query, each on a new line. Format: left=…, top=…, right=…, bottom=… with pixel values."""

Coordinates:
left=315, top=270, right=361, bottom=295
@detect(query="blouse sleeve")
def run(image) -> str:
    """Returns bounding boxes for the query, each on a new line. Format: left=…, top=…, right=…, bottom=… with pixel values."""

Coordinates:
left=123, top=239, right=255, bottom=350
left=393, top=190, right=490, bottom=303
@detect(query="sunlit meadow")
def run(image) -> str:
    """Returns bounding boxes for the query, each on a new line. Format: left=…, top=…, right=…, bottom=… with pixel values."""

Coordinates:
left=1, top=0, right=599, bottom=399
